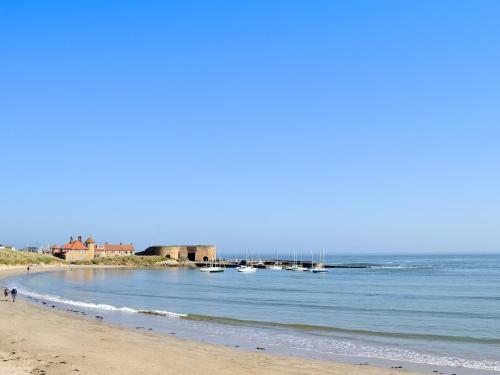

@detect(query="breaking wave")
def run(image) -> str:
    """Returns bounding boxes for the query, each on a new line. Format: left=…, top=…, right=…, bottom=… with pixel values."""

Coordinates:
left=18, top=288, right=186, bottom=318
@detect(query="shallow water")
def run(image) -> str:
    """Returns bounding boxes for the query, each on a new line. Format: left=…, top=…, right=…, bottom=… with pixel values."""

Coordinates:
left=7, top=254, right=500, bottom=374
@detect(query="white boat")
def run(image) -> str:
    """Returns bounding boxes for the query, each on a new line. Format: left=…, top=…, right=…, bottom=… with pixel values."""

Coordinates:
left=237, top=265, right=257, bottom=273
left=285, top=252, right=295, bottom=270
left=199, top=251, right=225, bottom=273
left=267, top=250, right=283, bottom=269
left=287, top=251, right=297, bottom=270
left=199, top=266, right=224, bottom=272
left=237, top=250, right=257, bottom=273
left=311, top=249, right=328, bottom=273
left=267, top=264, right=283, bottom=270
left=209, top=267, right=225, bottom=273
left=290, top=264, right=307, bottom=271
left=199, top=263, right=225, bottom=272
left=288, top=251, right=307, bottom=271
left=311, top=267, right=328, bottom=273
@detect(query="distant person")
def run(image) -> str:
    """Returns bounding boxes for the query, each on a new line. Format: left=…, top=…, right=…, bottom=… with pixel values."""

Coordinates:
left=27, top=265, right=30, bottom=272
left=3, top=287, right=8, bottom=301
left=10, top=288, right=17, bottom=302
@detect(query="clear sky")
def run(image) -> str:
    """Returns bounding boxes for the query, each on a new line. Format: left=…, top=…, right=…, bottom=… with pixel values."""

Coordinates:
left=1, top=1, right=500, bottom=254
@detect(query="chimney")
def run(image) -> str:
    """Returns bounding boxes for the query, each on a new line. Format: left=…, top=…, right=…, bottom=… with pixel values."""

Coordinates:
left=78, top=235, right=82, bottom=242
left=70, top=236, right=73, bottom=242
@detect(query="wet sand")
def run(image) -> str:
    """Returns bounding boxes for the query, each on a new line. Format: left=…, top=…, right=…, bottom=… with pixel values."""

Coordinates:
left=0, top=266, right=421, bottom=375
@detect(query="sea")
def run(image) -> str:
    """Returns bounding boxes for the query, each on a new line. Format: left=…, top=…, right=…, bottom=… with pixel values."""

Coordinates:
left=6, top=254, right=500, bottom=375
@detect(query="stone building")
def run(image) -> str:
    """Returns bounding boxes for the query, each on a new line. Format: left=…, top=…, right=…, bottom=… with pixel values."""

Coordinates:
left=52, top=236, right=134, bottom=261
left=94, top=242, right=135, bottom=258
left=137, top=245, right=216, bottom=262
left=51, top=236, right=94, bottom=262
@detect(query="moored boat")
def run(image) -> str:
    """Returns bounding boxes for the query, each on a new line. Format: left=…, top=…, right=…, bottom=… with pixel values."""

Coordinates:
left=199, top=265, right=225, bottom=272
left=311, top=267, right=328, bottom=273
left=237, top=250, right=257, bottom=272
left=199, top=251, right=225, bottom=273
left=287, top=251, right=307, bottom=271
left=311, top=250, right=328, bottom=273
left=237, top=265, right=257, bottom=273
left=290, top=264, right=307, bottom=271
left=267, top=264, right=283, bottom=270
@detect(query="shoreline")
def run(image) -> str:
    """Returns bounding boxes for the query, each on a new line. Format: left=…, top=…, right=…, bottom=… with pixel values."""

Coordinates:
left=1, top=266, right=422, bottom=375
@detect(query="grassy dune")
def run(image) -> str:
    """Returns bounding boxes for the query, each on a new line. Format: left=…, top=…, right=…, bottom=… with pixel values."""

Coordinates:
left=0, top=249, right=175, bottom=267
left=69, top=255, right=176, bottom=266
left=0, top=249, right=62, bottom=265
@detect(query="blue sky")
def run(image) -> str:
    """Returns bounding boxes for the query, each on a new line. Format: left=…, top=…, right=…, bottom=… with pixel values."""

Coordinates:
left=1, top=1, right=500, bottom=254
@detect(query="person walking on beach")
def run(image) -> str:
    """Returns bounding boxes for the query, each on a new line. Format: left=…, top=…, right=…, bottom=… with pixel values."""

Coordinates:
left=3, top=287, right=8, bottom=301
left=10, top=288, right=17, bottom=302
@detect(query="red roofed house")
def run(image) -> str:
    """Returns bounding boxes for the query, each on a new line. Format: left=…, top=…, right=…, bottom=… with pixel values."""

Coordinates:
left=51, top=235, right=134, bottom=261
left=95, top=243, right=134, bottom=258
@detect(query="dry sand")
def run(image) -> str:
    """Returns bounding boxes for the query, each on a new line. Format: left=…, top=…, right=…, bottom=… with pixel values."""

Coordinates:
left=0, top=266, right=422, bottom=375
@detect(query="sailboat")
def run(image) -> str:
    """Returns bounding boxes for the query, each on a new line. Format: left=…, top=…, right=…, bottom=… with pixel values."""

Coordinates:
left=286, top=251, right=296, bottom=270
left=267, top=263, right=283, bottom=270
left=237, top=265, right=257, bottom=273
left=285, top=251, right=294, bottom=270
left=210, top=254, right=225, bottom=273
left=311, top=250, right=328, bottom=273
left=237, top=250, right=257, bottom=273
left=289, top=251, right=307, bottom=271
left=199, top=250, right=225, bottom=273
left=267, top=249, right=283, bottom=270
left=291, top=264, right=307, bottom=272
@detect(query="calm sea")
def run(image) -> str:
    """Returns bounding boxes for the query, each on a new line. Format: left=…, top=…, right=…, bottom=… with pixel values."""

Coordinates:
left=7, top=254, right=500, bottom=374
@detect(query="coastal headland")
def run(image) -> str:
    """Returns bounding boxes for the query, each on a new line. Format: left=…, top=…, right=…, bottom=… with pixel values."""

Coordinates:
left=0, top=266, right=420, bottom=375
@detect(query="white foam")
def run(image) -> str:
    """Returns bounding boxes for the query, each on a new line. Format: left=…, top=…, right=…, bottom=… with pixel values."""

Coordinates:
left=187, top=322, right=500, bottom=372
left=19, top=289, right=186, bottom=318
left=270, top=333, right=500, bottom=372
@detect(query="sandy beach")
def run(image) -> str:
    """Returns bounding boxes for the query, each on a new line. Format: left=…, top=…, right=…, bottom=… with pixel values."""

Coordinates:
left=0, top=266, right=422, bottom=375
